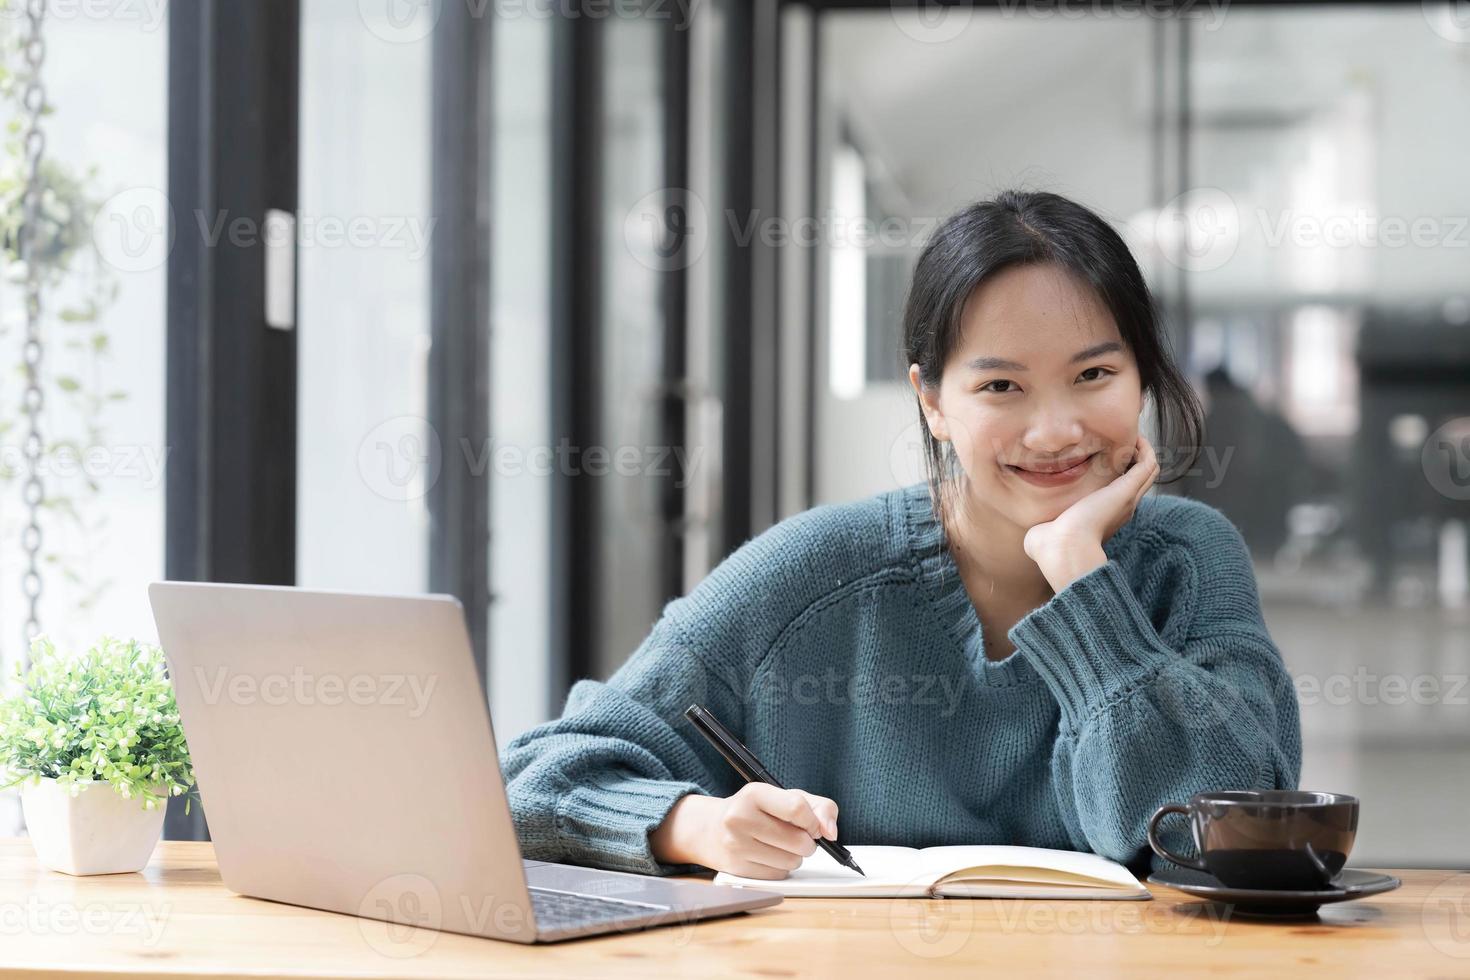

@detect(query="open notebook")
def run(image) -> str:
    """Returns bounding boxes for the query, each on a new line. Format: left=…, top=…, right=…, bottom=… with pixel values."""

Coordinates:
left=713, top=845, right=1150, bottom=900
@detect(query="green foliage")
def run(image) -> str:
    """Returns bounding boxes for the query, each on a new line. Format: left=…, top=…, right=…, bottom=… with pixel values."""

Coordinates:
left=0, top=636, right=196, bottom=812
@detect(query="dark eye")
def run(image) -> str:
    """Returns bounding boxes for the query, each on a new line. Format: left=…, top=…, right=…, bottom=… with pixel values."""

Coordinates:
left=979, top=379, right=1017, bottom=394
left=1078, top=366, right=1114, bottom=383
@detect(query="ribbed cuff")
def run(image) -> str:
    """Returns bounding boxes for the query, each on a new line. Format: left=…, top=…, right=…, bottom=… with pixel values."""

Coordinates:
left=554, top=774, right=709, bottom=877
left=1008, top=560, right=1177, bottom=730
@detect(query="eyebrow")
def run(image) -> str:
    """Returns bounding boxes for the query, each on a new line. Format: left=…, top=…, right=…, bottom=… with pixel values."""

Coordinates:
left=965, top=341, right=1124, bottom=372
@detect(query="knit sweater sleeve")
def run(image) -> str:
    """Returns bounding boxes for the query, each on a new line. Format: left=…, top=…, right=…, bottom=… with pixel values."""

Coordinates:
left=1006, top=501, right=1303, bottom=871
left=497, top=500, right=875, bottom=877
left=496, top=614, right=743, bottom=877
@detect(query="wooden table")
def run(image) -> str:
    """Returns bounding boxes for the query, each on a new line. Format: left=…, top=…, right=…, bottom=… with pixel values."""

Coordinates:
left=0, top=840, right=1465, bottom=978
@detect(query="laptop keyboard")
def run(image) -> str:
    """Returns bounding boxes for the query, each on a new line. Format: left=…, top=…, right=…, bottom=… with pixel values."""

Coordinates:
left=528, top=886, right=672, bottom=933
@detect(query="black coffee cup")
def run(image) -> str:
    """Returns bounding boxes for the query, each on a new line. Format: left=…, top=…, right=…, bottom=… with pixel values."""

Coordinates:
left=1147, top=790, right=1359, bottom=890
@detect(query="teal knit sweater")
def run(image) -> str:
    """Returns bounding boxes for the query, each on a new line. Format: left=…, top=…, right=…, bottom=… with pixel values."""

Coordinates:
left=499, top=482, right=1302, bottom=877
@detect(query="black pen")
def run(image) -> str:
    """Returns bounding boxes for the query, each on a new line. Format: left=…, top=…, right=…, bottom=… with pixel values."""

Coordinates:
left=684, top=703, right=865, bottom=877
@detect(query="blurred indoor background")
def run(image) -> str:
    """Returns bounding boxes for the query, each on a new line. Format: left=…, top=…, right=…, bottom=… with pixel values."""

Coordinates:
left=0, top=0, right=1465, bottom=868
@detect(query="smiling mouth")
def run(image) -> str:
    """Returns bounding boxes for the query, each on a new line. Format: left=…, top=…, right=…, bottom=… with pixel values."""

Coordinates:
left=1005, top=452, right=1098, bottom=487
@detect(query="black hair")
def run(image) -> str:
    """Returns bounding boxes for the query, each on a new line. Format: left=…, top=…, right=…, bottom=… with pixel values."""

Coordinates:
left=902, top=189, right=1203, bottom=524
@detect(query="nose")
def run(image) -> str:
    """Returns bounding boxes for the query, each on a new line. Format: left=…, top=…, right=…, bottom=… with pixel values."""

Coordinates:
left=1020, top=397, right=1085, bottom=455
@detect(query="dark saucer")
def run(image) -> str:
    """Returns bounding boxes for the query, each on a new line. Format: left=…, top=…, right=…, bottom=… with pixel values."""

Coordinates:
left=1147, top=867, right=1401, bottom=917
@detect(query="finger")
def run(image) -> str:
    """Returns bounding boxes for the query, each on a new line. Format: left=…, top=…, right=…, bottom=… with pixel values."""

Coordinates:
left=1100, top=440, right=1143, bottom=486
left=1129, top=443, right=1159, bottom=506
left=1130, top=471, right=1154, bottom=511
left=1093, top=453, right=1150, bottom=508
left=1119, top=438, right=1158, bottom=493
left=756, top=787, right=831, bottom=840
left=748, top=811, right=818, bottom=858
left=735, top=835, right=806, bottom=873
left=1137, top=433, right=1158, bottom=471
left=795, top=790, right=840, bottom=839
left=729, top=856, right=795, bottom=881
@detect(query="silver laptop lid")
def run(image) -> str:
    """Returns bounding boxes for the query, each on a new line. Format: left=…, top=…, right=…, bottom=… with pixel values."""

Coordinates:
left=148, top=581, right=539, bottom=943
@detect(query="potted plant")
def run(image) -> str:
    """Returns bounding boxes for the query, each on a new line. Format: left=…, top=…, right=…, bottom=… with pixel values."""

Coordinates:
left=0, top=635, right=195, bottom=875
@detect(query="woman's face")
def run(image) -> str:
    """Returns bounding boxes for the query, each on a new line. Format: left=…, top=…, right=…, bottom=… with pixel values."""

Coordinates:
left=909, top=262, right=1145, bottom=531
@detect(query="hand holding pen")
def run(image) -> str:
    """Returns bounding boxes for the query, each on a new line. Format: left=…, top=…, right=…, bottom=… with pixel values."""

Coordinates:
left=683, top=704, right=865, bottom=877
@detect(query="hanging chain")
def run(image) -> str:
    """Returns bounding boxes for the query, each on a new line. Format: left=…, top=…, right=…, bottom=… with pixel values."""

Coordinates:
left=18, top=0, right=48, bottom=670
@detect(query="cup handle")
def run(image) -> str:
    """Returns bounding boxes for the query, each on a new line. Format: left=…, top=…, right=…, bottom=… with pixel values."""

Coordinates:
left=1147, top=803, right=1208, bottom=871
left=1303, top=842, right=1336, bottom=888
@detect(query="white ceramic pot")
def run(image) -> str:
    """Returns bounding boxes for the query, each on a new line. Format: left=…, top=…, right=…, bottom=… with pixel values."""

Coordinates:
left=20, top=777, right=166, bottom=876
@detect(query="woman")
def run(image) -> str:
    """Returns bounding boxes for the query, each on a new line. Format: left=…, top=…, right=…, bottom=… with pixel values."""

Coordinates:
left=500, top=189, right=1302, bottom=880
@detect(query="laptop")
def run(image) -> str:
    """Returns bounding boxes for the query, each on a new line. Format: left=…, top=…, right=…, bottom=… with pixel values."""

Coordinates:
left=147, top=581, right=783, bottom=944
